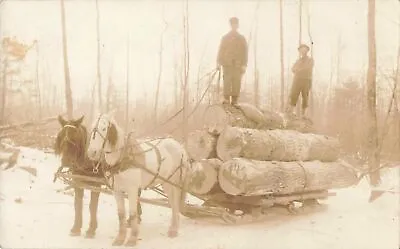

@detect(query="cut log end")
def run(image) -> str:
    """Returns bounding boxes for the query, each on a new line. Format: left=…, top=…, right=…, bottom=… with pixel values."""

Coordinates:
left=216, top=126, right=244, bottom=162
left=188, top=159, right=222, bottom=195
left=187, top=130, right=217, bottom=161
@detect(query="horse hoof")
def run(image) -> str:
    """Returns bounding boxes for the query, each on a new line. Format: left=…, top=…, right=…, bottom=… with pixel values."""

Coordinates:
left=85, top=231, right=96, bottom=239
left=69, top=229, right=81, bottom=237
left=167, top=230, right=178, bottom=238
left=112, top=239, right=125, bottom=246
left=125, top=238, right=137, bottom=247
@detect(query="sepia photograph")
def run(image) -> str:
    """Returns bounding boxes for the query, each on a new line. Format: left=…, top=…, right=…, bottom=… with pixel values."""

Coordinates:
left=0, top=0, right=399, bottom=248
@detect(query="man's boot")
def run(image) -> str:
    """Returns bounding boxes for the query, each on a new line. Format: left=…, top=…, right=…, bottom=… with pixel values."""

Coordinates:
left=231, top=96, right=239, bottom=107
left=286, top=105, right=294, bottom=114
left=222, top=96, right=230, bottom=105
left=301, top=108, right=307, bottom=118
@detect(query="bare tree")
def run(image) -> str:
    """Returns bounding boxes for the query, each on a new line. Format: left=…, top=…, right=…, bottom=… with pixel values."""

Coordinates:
left=306, top=0, right=314, bottom=117
left=0, top=56, right=7, bottom=125
left=95, top=0, right=102, bottom=112
left=279, top=0, right=285, bottom=112
left=60, top=0, right=73, bottom=119
left=296, top=0, right=303, bottom=115
left=253, top=1, right=260, bottom=108
left=125, top=35, right=130, bottom=131
left=154, top=7, right=168, bottom=123
left=366, top=0, right=381, bottom=187
left=182, top=0, right=190, bottom=146
left=34, top=41, right=42, bottom=119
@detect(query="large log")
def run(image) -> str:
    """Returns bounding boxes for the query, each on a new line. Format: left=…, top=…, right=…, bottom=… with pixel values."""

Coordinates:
left=203, top=103, right=283, bottom=135
left=218, top=158, right=358, bottom=196
left=187, top=130, right=217, bottom=161
left=187, top=158, right=222, bottom=195
left=283, top=113, right=314, bottom=133
left=216, top=126, right=340, bottom=162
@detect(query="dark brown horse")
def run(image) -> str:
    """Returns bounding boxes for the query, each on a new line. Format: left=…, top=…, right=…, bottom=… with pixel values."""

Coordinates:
left=54, top=115, right=143, bottom=238
left=54, top=115, right=102, bottom=238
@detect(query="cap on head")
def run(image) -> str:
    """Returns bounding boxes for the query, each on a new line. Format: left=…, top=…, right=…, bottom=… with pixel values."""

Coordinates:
left=229, top=17, right=239, bottom=25
left=298, top=44, right=310, bottom=52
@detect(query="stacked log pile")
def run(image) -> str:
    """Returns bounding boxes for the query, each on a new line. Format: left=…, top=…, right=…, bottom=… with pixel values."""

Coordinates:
left=187, top=103, right=358, bottom=201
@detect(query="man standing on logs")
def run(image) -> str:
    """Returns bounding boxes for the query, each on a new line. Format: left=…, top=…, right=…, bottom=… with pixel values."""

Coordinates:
left=217, top=17, right=248, bottom=106
left=288, top=44, right=314, bottom=117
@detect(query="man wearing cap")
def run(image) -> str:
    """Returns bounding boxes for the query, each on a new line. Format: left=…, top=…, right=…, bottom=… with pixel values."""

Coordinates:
left=217, top=17, right=248, bottom=106
left=288, top=44, right=314, bottom=117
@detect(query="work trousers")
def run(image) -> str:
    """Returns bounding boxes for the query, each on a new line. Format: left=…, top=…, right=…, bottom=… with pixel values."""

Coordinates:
left=289, top=78, right=312, bottom=109
left=223, top=66, right=243, bottom=98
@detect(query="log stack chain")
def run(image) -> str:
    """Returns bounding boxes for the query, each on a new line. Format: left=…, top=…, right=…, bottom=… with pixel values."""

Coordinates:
left=187, top=103, right=358, bottom=198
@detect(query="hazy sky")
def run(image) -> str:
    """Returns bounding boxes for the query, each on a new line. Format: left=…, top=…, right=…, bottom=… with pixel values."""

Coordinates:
left=1, top=0, right=399, bottom=105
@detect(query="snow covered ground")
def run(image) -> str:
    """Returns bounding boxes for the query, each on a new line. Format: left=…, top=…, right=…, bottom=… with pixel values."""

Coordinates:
left=0, top=146, right=399, bottom=249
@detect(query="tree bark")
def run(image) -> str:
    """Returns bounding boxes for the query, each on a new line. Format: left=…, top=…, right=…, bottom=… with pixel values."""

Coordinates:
left=366, top=0, right=380, bottom=186
left=125, top=35, right=130, bottom=131
left=218, top=158, right=358, bottom=196
left=154, top=7, right=167, bottom=123
left=182, top=0, right=190, bottom=147
left=216, top=126, right=340, bottom=162
left=95, top=0, right=102, bottom=112
left=203, top=103, right=284, bottom=135
left=188, top=158, right=221, bottom=195
left=279, top=0, right=285, bottom=112
left=1, top=57, right=8, bottom=125
left=187, top=130, right=218, bottom=161
left=60, top=0, right=73, bottom=119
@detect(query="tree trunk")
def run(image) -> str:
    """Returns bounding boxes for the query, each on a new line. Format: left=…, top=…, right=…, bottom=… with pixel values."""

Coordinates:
left=95, top=0, right=102, bottom=112
left=203, top=103, right=284, bottom=134
left=182, top=0, right=190, bottom=147
left=216, top=126, right=340, bottom=162
left=125, top=35, right=130, bottom=131
left=296, top=0, right=303, bottom=115
left=60, top=0, right=73, bottom=119
left=154, top=7, right=167, bottom=123
left=187, top=130, right=218, bottom=160
left=279, top=0, right=285, bottom=112
left=188, top=158, right=221, bottom=195
left=366, top=0, right=380, bottom=186
left=218, top=158, right=358, bottom=196
left=1, top=57, right=8, bottom=125
left=34, top=42, right=42, bottom=119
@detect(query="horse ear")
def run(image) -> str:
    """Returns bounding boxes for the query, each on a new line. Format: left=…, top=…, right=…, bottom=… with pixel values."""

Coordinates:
left=108, top=123, right=118, bottom=147
left=58, top=115, right=67, bottom=126
left=73, top=115, right=84, bottom=126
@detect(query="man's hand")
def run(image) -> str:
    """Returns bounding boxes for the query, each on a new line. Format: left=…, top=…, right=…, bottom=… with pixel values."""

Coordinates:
left=216, top=64, right=221, bottom=71
left=241, top=66, right=247, bottom=74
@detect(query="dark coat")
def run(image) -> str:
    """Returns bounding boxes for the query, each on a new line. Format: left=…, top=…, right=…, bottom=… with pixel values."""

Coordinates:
left=217, top=30, right=248, bottom=68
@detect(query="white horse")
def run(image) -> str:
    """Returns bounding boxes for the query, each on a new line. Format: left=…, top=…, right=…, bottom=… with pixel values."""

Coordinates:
left=87, top=113, right=189, bottom=246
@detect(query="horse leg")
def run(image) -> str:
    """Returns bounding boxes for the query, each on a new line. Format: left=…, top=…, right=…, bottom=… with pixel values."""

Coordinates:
left=85, top=190, right=100, bottom=239
left=162, top=183, right=180, bottom=238
left=125, top=187, right=140, bottom=247
left=137, top=188, right=142, bottom=224
left=126, top=188, right=142, bottom=227
left=112, top=191, right=127, bottom=246
left=70, top=188, right=84, bottom=236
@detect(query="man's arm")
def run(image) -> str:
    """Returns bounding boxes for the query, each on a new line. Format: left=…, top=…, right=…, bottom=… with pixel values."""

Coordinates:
left=291, top=59, right=300, bottom=73
left=242, top=36, right=248, bottom=67
left=217, top=36, right=225, bottom=66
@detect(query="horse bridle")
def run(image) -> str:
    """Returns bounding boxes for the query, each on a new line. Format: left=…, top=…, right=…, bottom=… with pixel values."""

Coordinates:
left=61, top=124, right=79, bottom=149
left=90, top=115, right=125, bottom=174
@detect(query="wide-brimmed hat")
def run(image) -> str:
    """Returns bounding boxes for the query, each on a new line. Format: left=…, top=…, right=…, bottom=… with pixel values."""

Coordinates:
left=298, top=44, right=310, bottom=51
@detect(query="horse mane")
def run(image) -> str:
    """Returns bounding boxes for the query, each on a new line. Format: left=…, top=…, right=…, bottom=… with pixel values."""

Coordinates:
left=77, top=125, right=88, bottom=163
left=54, top=122, right=88, bottom=165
